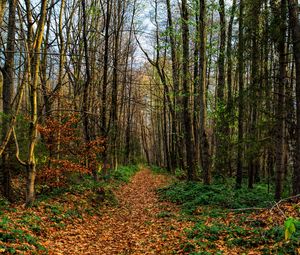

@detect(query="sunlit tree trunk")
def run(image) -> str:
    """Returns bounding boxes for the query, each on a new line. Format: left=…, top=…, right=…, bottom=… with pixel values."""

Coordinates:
left=56, top=0, right=65, bottom=161
left=0, top=0, right=6, bottom=24
left=25, top=0, right=48, bottom=206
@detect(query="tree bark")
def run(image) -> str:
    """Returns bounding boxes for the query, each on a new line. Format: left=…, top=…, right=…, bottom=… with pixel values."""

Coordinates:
left=166, top=0, right=182, bottom=171
left=25, top=0, right=48, bottom=206
left=181, top=0, right=195, bottom=181
left=271, top=0, right=287, bottom=200
left=288, top=0, right=300, bottom=195
left=1, top=0, right=16, bottom=201
left=215, top=0, right=226, bottom=176
left=199, top=0, right=211, bottom=184
left=226, top=0, right=237, bottom=176
left=248, top=0, right=262, bottom=189
left=0, top=0, right=6, bottom=25
left=236, top=0, right=245, bottom=189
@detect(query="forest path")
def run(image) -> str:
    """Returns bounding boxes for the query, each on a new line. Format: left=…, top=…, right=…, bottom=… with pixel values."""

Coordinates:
left=46, top=168, right=193, bottom=255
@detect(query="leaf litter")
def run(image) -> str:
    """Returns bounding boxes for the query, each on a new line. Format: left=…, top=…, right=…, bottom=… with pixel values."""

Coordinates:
left=44, top=168, right=193, bottom=254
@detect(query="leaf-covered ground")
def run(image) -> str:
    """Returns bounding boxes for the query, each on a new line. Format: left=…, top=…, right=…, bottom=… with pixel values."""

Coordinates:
left=42, top=169, right=193, bottom=254
left=159, top=180, right=300, bottom=255
left=1, top=168, right=300, bottom=254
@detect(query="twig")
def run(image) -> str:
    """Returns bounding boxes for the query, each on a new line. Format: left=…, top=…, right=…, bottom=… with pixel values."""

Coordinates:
left=231, top=207, right=265, bottom=212
left=269, top=194, right=300, bottom=218
left=272, top=201, right=287, bottom=218
left=271, top=194, right=300, bottom=211
left=230, top=194, right=300, bottom=213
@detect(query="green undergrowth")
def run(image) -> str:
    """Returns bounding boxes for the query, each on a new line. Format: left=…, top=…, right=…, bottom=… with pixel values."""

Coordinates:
left=157, top=178, right=300, bottom=254
left=150, top=165, right=169, bottom=174
left=110, top=165, right=139, bottom=183
left=0, top=215, right=47, bottom=254
left=182, top=218, right=300, bottom=254
left=158, top=181, right=273, bottom=213
left=36, top=164, right=139, bottom=201
left=0, top=164, right=139, bottom=254
left=150, top=165, right=187, bottom=179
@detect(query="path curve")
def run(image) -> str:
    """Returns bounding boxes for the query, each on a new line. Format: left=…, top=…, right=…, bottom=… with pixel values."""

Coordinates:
left=46, top=169, right=192, bottom=255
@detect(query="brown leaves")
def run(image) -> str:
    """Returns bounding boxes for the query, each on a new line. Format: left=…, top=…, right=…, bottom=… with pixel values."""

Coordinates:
left=42, top=169, right=192, bottom=254
left=3, top=168, right=300, bottom=254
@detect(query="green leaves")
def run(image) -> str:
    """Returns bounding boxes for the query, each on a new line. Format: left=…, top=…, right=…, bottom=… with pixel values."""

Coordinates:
left=284, top=217, right=299, bottom=241
left=0, top=216, right=10, bottom=230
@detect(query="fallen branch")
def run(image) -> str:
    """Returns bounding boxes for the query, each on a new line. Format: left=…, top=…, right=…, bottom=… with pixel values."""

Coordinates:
left=269, top=194, right=300, bottom=219
left=270, top=194, right=300, bottom=211
left=230, top=207, right=265, bottom=212
left=230, top=194, right=300, bottom=213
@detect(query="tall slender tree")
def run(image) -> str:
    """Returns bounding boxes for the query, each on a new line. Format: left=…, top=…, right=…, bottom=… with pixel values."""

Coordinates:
left=215, top=0, right=226, bottom=175
left=236, top=0, right=245, bottom=189
left=25, top=0, right=48, bottom=206
left=181, top=0, right=195, bottom=180
left=271, top=0, right=288, bottom=200
left=199, top=0, right=211, bottom=184
left=288, top=0, right=300, bottom=195
left=1, top=0, right=17, bottom=201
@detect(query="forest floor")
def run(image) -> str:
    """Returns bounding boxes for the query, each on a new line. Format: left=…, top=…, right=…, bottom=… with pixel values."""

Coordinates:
left=1, top=167, right=300, bottom=254
left=43, top=168, right=193, bottom=254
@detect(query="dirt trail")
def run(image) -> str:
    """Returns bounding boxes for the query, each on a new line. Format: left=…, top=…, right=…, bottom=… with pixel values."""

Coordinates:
left=46, top=169, right=193, bottom=255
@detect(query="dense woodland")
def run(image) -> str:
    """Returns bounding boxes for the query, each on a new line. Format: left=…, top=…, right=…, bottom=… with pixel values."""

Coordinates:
left=1, top=0, right=300, bottom=204
left=0, top=0, right=300, bottom=254
left=1, top=0, right=300, bottom=203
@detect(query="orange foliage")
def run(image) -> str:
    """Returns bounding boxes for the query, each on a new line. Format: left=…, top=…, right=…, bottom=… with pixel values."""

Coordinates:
left=37, top=114, right=105, bottom=187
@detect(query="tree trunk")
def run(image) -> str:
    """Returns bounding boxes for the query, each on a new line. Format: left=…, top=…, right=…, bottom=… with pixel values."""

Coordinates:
left=181, top=0, right=195, bottom=181
left=271, top=0, right=287, bottom=200
left=226, top=0, right=237, bottom=176
left=288, top=0, right=300, bottom=195
left=163, top=89, right=171, bottom=171
left=248, top=0, right=261, bottom=189
left=100, top=0, right=111, bottom=177
left=236, top=0, right=245, bottom=189
left=1, top=0, right=16, bottom=201
left=0, top=0, right=6, bottom=25
left=199, top=0, right=211, bottom=184
left=193, top=0, right=200, bottom=168
left=215, top=0, right=226, bottom=176
left=26, top=0, right=48, bottom=206
left=166, top=0, right=181, bottom=171
left=110, top=0, right=123, bottom=169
